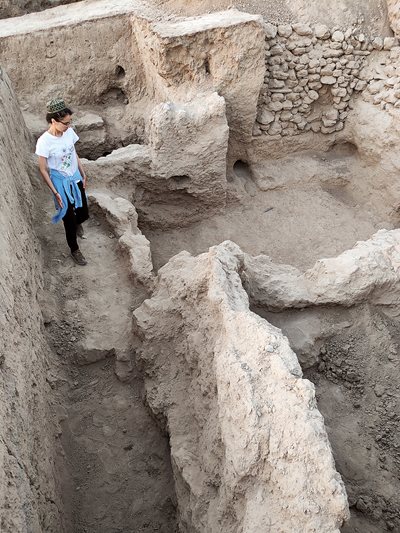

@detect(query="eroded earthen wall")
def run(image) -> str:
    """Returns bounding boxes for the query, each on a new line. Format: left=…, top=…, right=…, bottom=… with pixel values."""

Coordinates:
left=133, top=242, right=349, bottom=533
left=0, top=14, right=146, bottom=110
left=0, top=69, right=62, bottom=532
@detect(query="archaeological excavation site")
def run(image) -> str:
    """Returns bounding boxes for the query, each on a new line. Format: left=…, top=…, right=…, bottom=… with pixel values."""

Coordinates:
left=3, top=0, right=400, bottom=531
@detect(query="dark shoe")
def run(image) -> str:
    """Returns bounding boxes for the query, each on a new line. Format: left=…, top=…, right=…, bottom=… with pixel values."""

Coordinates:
left=71, top=249, right=87, bottom=266
left=77, top=224, right=86, bottom=239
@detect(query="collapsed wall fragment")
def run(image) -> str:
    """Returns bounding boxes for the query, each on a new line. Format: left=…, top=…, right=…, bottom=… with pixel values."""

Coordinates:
left=387, top=0, right=400, bottom=37
left=133, top=241, right=349, bottom=532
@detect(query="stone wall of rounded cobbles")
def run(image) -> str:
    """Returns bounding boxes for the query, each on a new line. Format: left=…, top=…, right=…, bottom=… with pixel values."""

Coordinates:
left=255, top=21, right=399, bottom=137
left=362, top=46, right=400, bottom=110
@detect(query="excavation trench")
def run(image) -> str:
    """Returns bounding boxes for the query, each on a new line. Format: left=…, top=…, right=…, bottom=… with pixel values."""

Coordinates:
left=35, top=190, right=177, bottom=532
left=136, top=146, right=400, bottom=533
left=3, top=2, right=400, bottom=531
left=144, top=145, right=395, bottom=271
left=28, top=109, right=400, bottom=533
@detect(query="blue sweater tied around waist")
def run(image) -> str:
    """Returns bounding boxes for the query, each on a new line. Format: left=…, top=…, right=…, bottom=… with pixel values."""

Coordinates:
left=50, top=169, right=83, bottom=224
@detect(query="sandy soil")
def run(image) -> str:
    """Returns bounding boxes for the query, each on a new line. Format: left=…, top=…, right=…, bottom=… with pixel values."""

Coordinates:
left=152, top=0, right=390, bottom=34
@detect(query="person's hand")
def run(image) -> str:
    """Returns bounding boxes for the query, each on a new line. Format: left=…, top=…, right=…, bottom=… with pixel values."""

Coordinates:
left=83, top=175, right=87, bottom=189
left=55, top=192, right=63, bottom=208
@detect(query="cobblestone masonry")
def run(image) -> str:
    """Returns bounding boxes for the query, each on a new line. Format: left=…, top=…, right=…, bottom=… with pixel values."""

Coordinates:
left=255, top=22, right=399, bottom=137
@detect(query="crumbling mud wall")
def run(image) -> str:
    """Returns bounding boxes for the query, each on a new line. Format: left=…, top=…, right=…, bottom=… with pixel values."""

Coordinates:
left=242, top=229, right=400, bottom=310
left=133, top=10, right=265, bottom=154
left=0, top=1, right=155, bottom=157
left=0, top=70, right=62, bottom=532
left=83, top=92, right=229, bottom=228
left=0, top=3, right=265, bottom=164
left=133, top=241, right=349, bottom=532
left=0, top=7, right=147, bottom=110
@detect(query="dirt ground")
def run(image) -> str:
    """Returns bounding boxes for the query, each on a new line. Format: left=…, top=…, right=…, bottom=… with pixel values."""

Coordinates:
left=34, top=188, right=177, bottom=533
left=152, top=0, right=391, bottom=34
left=145, top=149, right=395, bottom=271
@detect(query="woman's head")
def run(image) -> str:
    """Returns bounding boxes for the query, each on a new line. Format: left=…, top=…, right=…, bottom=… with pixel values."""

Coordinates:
left=46, top=97, right=73, bottom=130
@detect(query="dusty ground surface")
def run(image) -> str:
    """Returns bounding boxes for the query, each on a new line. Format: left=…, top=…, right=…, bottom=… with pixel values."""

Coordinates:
left=153, top=0, right=391, bottom=34
left=0, top=0, right=389, bottom=29
left=0, top=0, right=80, bottom=19
left=146, top=148, right=395, bottom=271
left=34, top=185, right=177, bottom=532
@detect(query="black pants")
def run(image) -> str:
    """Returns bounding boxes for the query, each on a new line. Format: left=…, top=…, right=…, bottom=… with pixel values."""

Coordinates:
left=62, top=181, right=89, bottom=253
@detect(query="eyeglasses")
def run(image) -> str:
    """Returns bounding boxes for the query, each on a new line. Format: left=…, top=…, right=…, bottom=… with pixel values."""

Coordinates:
left=58, top=119, right=72, bottom=126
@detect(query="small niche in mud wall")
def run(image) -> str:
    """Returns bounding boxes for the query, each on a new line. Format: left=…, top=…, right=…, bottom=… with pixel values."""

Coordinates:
left=169, top=175, right=191, bottom=189
left=233, top=160, right=252, bottom=180
left=327, top=140, right=359, bottom=158
left=100, top=87, right=129, bottom=105
left=115, top=65, right=126, bottom=79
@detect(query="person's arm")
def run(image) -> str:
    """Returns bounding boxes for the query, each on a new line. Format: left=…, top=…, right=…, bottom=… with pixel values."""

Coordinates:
left=38, top=156, right=63, bottom=208
left=77, top=154, right=87, bottom=189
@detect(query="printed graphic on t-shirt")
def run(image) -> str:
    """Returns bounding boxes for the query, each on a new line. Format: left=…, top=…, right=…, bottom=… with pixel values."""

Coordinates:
left=60, top=145, right=75, bottom=172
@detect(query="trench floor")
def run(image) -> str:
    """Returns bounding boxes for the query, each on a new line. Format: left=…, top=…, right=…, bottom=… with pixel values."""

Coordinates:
left=37, top=198, right=177, bottom=533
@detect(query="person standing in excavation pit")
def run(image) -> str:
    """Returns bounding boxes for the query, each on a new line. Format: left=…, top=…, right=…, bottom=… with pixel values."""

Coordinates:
left=36, top=98, right=89, bottom=266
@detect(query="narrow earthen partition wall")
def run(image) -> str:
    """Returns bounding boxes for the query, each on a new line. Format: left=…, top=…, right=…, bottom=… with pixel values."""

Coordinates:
left=0, top=70, right=62, bottom=532
left=133, top=241, right=349, bottom=532
left=242, top=229, right=400, bottom=309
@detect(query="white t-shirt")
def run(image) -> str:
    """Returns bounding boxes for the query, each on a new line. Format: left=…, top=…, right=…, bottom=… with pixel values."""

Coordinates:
left=36, top=127, right=79, bottom=177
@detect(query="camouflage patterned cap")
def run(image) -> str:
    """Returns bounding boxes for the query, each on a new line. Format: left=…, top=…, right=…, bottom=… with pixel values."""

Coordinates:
left=46, top=97, right=67, bottom=114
